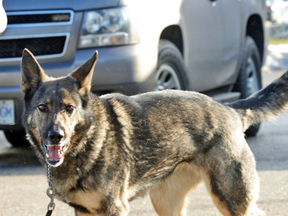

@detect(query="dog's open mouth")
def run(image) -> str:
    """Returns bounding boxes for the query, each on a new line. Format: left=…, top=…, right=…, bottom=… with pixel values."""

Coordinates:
left=47, top=145, right=63, bottom=160
left=43, top=143, right=67, bottom=167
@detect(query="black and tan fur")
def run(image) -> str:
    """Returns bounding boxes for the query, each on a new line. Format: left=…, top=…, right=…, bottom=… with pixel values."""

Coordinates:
left=21, top=48, right=288, bottom=216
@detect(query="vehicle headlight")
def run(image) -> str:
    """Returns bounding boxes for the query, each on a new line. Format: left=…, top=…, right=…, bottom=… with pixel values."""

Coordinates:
left=78, top=8, right=139, bottom=48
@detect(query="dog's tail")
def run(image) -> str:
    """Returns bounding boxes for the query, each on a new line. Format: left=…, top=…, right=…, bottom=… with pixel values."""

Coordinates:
left=229, top=71, right=288, bottom=132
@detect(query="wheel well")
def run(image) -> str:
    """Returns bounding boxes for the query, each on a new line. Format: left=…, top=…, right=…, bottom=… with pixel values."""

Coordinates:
left=246, top=15, right=264, bottom=63
left=160, top=25, right=183, bottom=56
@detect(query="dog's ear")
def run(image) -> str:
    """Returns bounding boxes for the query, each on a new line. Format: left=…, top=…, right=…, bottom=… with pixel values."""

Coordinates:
left=21, top=48, right=47, bottom=93
left=70, top=51, right=98, bottom=96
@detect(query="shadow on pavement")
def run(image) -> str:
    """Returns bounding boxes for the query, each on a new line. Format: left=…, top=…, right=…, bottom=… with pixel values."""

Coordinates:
left=0, top=146, right=42, bottom=169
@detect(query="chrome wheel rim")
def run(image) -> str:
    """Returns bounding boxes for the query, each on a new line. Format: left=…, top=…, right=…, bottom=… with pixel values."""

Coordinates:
left=155, top=64, right=182, bottom=91
left=246, top=57, right=260, bottom=96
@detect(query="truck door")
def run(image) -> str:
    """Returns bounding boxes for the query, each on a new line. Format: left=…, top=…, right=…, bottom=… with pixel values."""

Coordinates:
left=218, top=0, right=242, bottom=86
left=180, top=0, right=225, bottom=92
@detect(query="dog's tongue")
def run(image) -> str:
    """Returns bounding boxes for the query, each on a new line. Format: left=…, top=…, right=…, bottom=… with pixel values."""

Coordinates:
left=47, top=146, right=62, bottom=160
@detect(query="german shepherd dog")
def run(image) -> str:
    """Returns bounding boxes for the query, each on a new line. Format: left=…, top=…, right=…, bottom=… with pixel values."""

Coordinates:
left=21, top=48, right=288, bottom=216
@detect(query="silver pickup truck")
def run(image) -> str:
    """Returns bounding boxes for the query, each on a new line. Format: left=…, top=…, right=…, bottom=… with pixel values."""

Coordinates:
left=0, top=0, right=266, bottom=147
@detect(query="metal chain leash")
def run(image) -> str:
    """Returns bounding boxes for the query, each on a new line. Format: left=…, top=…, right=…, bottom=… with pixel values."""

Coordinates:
left=46, top=165, right=56, bottom=216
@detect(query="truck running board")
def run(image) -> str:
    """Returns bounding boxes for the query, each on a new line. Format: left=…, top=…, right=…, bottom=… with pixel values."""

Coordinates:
left=212, top=92, right=241, bottom=103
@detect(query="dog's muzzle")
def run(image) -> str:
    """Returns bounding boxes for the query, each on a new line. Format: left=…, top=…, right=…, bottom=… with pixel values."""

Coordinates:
left=43, top=143, right=67, bottom=167
left=42, top=129, right=67, bottom=167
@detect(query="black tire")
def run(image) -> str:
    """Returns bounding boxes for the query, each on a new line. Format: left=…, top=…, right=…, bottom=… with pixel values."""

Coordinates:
left=233, top=36, right=262, bottom=137
left=4, top=130, right=31, bottom=148
left=155, top=39, right=189, bottom=91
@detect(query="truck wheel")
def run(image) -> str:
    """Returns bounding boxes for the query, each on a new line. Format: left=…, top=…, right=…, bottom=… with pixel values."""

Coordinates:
left=233, top=36, right=262, bottom=136
left=155, top=39, right=189, bottom=91
left=4, top=130, right=31, bottom=148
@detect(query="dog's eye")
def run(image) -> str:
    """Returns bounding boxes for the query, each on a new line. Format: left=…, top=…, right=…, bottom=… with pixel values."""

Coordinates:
left=65, top=105, right=74, bottom=113
left=38, top=104, right=48, bottom=112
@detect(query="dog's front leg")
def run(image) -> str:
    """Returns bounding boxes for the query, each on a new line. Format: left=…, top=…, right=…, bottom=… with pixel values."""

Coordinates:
left=107, top=198, right=129, bottom=216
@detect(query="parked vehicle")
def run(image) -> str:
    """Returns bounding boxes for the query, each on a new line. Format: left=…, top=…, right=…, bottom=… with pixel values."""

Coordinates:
left=0, top=0, right=267, bottom=147
left=266, top=0, right=288, bottom=24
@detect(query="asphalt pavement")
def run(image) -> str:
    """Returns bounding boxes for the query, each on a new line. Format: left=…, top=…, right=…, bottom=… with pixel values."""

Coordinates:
left=0, top=70, right=287, bottom=216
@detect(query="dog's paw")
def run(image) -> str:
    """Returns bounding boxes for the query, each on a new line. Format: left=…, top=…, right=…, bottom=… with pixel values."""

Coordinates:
left=247, top=208, right=266, bottom=216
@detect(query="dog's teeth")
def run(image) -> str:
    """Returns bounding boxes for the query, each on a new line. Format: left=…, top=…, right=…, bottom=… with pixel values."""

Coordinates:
left=46, top=153, right=50, bottom=158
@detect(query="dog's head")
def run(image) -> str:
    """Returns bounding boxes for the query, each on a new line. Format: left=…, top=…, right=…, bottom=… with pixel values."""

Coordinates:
left=21, top=48, right=98, bottom=167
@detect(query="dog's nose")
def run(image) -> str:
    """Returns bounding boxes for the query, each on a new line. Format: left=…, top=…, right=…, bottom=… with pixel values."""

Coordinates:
left=48, top=129, right=64, bottom=144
